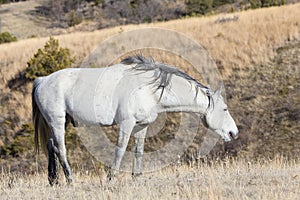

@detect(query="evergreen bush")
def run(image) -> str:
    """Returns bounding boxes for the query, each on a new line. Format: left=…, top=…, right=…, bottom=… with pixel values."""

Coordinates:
left=0, top=32, right=17, bottom=44
left=25, top=37, right=75, bottom=80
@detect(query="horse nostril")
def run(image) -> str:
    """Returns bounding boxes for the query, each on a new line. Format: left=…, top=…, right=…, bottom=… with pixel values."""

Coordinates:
left=229, top=132, right=233, bottom=139
left=229, top=131, right=238, bottom=140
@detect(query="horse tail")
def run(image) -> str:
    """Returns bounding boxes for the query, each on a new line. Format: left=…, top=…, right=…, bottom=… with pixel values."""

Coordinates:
left=32, top=77, right=51, bottom=156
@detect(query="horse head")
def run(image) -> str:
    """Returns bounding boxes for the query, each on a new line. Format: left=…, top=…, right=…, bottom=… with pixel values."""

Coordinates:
left=204, top=87, right=239, bottom=142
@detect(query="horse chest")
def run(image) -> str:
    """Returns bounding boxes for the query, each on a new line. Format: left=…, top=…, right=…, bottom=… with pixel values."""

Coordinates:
left=132, top=106, right=158, bottom=124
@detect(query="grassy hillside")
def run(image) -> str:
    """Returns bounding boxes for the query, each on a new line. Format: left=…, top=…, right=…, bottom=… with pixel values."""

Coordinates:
left=0, top=3, right=299, bottom=173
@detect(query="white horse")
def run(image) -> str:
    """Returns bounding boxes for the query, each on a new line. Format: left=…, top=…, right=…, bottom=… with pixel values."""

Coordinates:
left=33, top=55, right=238, bottom=185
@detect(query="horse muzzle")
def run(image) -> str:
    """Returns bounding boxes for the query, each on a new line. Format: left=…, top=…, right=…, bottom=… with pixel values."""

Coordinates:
left=229, top=130, right=239, bottom=140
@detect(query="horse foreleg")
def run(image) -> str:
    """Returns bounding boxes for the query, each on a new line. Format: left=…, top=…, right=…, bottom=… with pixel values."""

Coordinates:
left=108, top=120, right=135, bottom=180
left=132, top=125, right=147, bottom=177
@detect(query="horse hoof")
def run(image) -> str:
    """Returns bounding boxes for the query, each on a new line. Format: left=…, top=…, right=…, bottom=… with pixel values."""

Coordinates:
left=66, top=177, right=73, bottom=184
left=48, top=178, right=58, bottom=186
left=107, top=170, right=118, bottom=181
left=132, top=172, right=142, bottom=179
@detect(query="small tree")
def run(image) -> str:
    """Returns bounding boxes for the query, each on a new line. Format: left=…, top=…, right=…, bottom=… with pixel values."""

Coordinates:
left=25, top=37, right=75, bottom=80
left=0, top=32, right=17, bottom=44
left=67, top=10, right=83, bottom=27
left=185, top=0, right=214, bottom=16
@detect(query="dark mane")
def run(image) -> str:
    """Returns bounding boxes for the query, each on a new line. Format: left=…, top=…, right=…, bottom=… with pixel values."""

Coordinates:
left=121, top=55, right=209, bottom=90
left=121, top=55, right=212, bottom=105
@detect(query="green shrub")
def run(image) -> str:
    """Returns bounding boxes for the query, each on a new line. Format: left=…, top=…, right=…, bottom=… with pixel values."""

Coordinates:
left=0, top=0, right=12, bottom=5
left=143, top=16, right=152, bottom=23
left=2, top=123, right=34, bottom=157
left=129, top=0, right=138, bottom=9
left=67, top=10, right=83, bottom=27
left=25, top=37, right=75, bottom=80
left=250, top=0, right=285, bottom=9
left=185, top=0, right=236, bottom=16
left=185, top=0, right=213, bottom=15
left=0, top=32, right=17, bottom=44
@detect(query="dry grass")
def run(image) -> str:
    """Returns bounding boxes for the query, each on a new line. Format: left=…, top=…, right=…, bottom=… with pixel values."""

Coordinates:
left=0, top=4, right=299, bottom=197
left=0, top=157, right=299, bottom=200
left=160, top=4, right=300, bottom=76
left=0, top=1, right=50, bottom=39
left=1, top=3, right=299, bottom=77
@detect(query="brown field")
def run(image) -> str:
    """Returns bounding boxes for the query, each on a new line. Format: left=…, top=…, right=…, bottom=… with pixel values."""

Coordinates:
left=0, top=2, right=299, bottom=130
left=1, top=2, right=300, bottom=74
left=1, top=157, right=299, bottom=200
left=0, top=2, right=300, bottom=199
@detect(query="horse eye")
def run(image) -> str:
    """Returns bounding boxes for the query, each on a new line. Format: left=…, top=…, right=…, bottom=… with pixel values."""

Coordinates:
left=224, top=108, right=228, bottom=111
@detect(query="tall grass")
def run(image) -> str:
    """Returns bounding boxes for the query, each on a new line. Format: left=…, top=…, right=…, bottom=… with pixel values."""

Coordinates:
left=0, top=157, right=299, bottom=199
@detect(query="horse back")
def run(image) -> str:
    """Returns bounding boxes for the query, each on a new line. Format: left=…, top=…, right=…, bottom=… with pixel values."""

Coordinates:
left=34, top=65, right=159, bottom=126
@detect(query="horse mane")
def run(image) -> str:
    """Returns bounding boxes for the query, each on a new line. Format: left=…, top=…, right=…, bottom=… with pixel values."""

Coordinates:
left=121, top=54, right=210, bottom=92
left=121, top=54, right=213, bottom=107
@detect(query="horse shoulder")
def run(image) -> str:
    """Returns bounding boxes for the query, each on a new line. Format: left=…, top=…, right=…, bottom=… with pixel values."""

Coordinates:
left=128, top=87, right=159, bottom=124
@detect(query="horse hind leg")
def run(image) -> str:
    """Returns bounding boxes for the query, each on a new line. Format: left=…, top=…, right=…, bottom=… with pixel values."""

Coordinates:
left=47, top=138, right=58, bottom=186
left=55, top=134, right=72, bottom=184
left=50, top=119, right=73, bottom=184
left=65, top=114, right=78, bottom=128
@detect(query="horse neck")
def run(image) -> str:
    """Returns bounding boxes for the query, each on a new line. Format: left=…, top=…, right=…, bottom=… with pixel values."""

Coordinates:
left=157, top=76, right=209, bottom=114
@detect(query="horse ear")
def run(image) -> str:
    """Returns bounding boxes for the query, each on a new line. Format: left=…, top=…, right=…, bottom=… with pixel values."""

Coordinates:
left=213, top=85, right=223, bottom=100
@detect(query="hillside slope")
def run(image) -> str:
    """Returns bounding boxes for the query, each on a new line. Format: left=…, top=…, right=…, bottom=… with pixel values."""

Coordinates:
left=0, top=3, right=299, bottom=171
